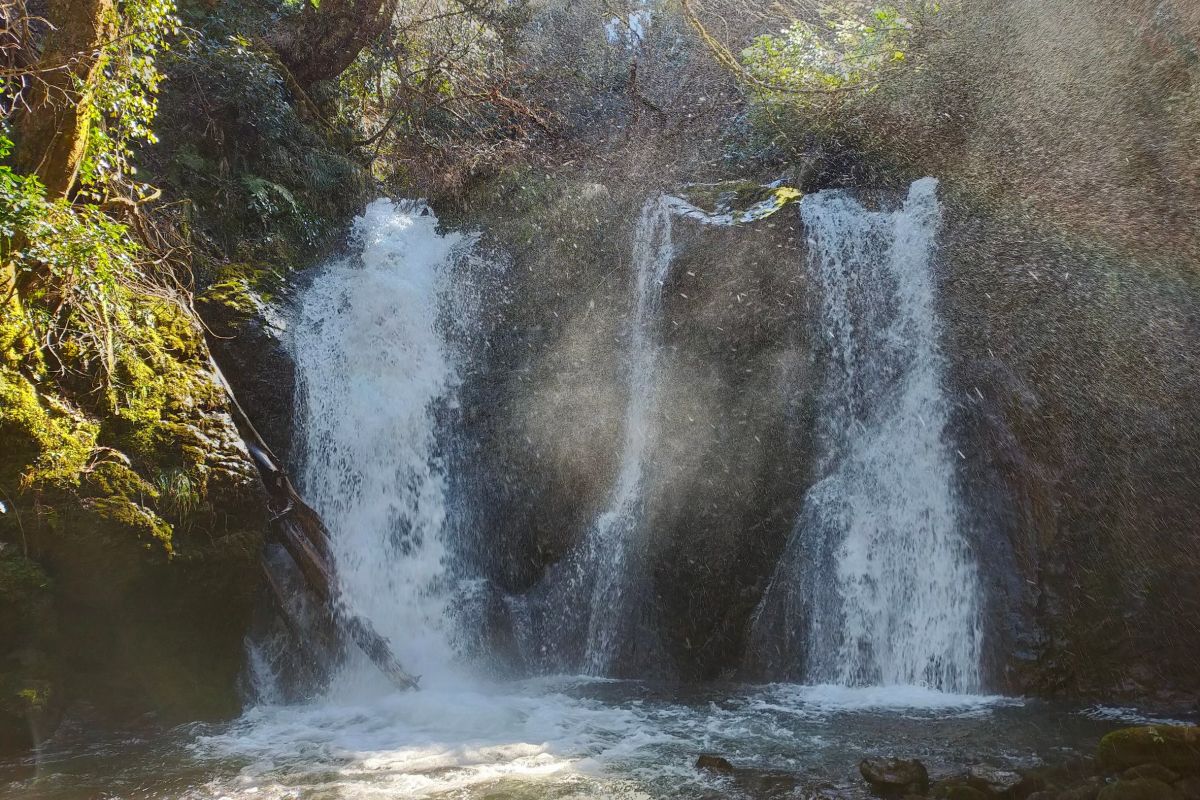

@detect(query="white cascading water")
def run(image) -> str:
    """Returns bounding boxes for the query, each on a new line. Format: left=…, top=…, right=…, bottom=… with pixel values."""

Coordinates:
left=754, top=178, right=982, bottom=691
left=292, top=198, right=466, bottom=688
left=177, top=188, right=1010, bottom=800
left=579, top=196, right=675, bottom=674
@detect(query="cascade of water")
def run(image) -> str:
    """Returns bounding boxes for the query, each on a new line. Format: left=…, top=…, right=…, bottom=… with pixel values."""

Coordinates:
left=579, top=196, right=675, bottom=674
left=514, top=196, right=675, bottom=676
left=291, top=199, right=469, bottom=690
left=752, top=178, right=982, bottom=691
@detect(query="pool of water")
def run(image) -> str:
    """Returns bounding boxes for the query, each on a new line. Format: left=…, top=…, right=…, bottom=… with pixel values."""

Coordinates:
left=3, top=678, right=1170, bottom=800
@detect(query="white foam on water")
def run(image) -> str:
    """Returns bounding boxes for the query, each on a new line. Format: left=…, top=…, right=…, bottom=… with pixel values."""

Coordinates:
left=187, top=682, right=685, bottom=799
left=750, top=683, right=1017, bottom=718
left=1080, top=706, right=1193, bottom=727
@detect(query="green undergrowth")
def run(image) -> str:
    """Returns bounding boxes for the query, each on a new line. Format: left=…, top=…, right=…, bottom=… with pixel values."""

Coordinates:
left=1, top=144, right=266, bottom=747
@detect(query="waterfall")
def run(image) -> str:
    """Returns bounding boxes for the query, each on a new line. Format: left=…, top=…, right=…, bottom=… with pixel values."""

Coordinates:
left=580, top=196, right=675, bottom=674
left=753, top=178, right=982, bottom=692
left=517, top=196, right=674, bottom=676
left=291, top=199, right=469, bottom=688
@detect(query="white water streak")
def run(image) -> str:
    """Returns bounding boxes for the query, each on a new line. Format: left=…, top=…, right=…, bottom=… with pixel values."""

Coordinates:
left=581, top=196, right=675, bottom=674
left=758, top=178, right=982, bottom=691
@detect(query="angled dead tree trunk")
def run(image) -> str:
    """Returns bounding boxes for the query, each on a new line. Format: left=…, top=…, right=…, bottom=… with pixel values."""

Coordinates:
left=12, top=0, right=115, bottom=198
left=272, top=0, right=400, bottom=88
left=209, top=356, right=420, bottom=692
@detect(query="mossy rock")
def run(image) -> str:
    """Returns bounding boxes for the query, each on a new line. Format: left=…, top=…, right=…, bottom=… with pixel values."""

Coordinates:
left=1098, top=727, right=1200, bottom=773
left=83, top=497, right=174, bottom=554
left=1097, top=778, right=1182, bottom=800
left=0, top=552, right=52, bottom=644
left=0, top=368, right=97, bottom=490
left=197, top=263, right=281, bottom=326
left=675, top=180, right=802, bottom=224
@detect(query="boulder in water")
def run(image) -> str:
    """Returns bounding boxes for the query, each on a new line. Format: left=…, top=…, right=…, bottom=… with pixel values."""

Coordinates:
left=696, top=754, right=735, bottom=774
left=860, top=757, right=929, bottom=795
left=933, top=785, right=989, bottom=800
left=1096, top=778, right=1183, bottom=800
left=1098, top=727, right=1200, bottom=773
left=967, top=764, right=1033, bottom=795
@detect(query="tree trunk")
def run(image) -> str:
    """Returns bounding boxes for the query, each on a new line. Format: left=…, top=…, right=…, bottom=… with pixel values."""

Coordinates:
left=12, top=0, right=115, bottom=198
left=272, top=0, right=400, bottom=88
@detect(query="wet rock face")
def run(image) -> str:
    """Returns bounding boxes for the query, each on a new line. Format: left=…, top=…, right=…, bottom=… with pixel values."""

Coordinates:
left=938, top=198, right=1200, bottom=701
left=198, top=266, right=296, bottom=461
left=452, top=175, right=812, bottom=679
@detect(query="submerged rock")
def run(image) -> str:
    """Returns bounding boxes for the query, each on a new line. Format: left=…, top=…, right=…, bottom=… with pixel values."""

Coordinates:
left=1098, top=727, right=1200, bottom=773
left=933, top=785, right=989, bottom=800
left=968, top=764, right=1038, bottom=796
left=860, top=757, right=930, bottom=795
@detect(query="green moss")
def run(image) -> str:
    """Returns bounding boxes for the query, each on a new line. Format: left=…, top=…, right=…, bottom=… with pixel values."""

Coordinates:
left=0, top=368, right=98, bottom=490
left=677, top=180, right=802, bottom=223
left=80, top=461, right=158, bottom=501
left=84, top=497, right=174, bottom=554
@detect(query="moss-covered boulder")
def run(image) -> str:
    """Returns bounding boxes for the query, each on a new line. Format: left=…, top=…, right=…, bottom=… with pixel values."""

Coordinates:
left=1123, top=763, right=1179, bottom=783
left=1, top=273, right=268, bottom=755
left=1098, top=727, right=1200, bottom=774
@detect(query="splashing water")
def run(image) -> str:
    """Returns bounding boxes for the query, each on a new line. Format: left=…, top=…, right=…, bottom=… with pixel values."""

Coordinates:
left=753, top=178, right=983, bottom=691
left=292, top=198, right=468, bottom=689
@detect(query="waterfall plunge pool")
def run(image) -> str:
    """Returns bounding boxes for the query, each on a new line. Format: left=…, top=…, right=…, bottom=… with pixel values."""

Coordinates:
left=1, top=680, right=1167, bottom=799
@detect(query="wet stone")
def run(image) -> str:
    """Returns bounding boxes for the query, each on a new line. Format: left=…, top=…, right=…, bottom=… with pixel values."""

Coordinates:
left=860, top=757, right=930, bottom=795
left=1097, top=727, right=1200, bottom=774
left=1176, top=775, right=1200, bottom=800
left=695, top=754, right=735, bottom=774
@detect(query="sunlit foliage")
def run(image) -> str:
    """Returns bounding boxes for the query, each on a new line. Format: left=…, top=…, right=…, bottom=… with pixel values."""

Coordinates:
left=741, top=2, right=938, bottom=101
left=81, top=0, right=181, bottom=199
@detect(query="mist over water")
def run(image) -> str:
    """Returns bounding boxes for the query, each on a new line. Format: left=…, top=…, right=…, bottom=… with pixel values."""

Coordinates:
left=753, top=179, right=982, bottom=691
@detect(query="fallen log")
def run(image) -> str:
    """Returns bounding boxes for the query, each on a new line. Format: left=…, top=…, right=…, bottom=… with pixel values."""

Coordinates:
left=209, top=355, right=420, bottom=692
